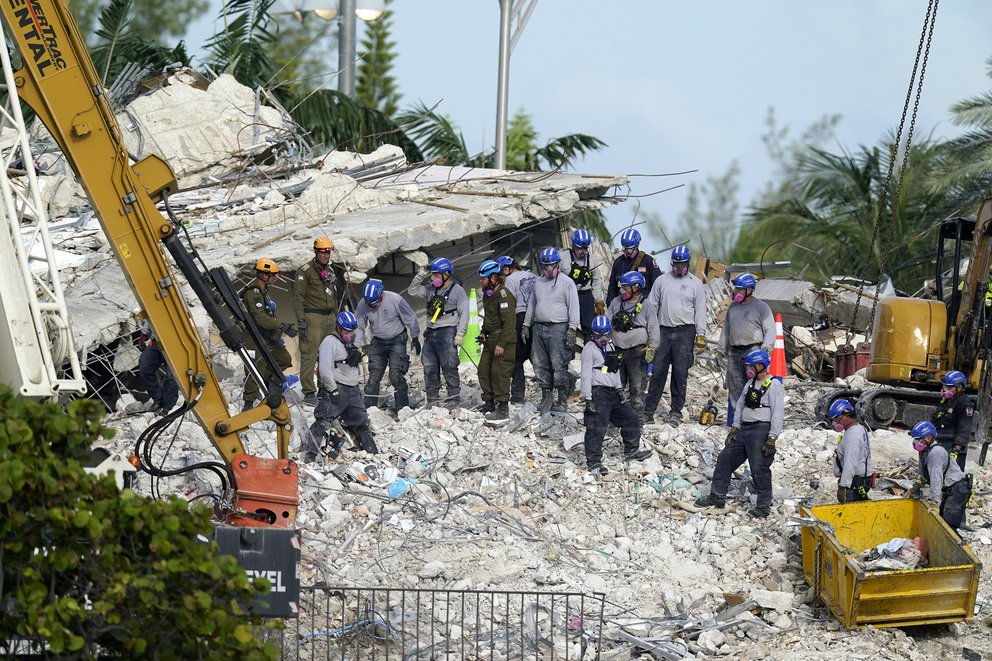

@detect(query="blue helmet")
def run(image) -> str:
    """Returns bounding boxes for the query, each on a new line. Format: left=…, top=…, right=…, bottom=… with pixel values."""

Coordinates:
left=942, top=370, right=967, bottom=387
left=495, top=255, right=515, bottom=269
left=363, top=279, right=384, bottom=304
left=429, top=257, right=453, bottom=275
left=828, top=399, right=855, bottom=420
left=620, top=228, right=641, bottom=248
left=618, top=271, right=646, bottom=288
left=478, top=259, right=500, bottom=277
left=672, top=245, right=691, bottom=262
left=571, top=229, right=592, bottom=248
left=336, top=310, right=358, bottom=330
left=539, top=247, right=560, bottom=265
left=744, top=349, right=771, bottom=367
left=732, top=272, right=757, bottom=289
left=909, top=420, right=937, bottom=439
left=591, top=315, right=611, bottom=335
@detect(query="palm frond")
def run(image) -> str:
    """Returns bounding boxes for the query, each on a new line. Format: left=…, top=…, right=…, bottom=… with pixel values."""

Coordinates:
left=91, top=0, right=134, bottom=83
left=532, top=133, right=606, bottom=171
left=204, top=0, right=276, bottom=90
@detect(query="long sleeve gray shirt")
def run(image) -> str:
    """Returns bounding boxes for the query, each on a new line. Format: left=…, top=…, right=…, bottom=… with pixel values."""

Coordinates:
left=559, top=249, right=605, bottom=299
left=354, top=290, right=420, bottom=345
left=317, top=334, right=360, bottom=389
left=731, top=376, right=785, bottom=438
left=407, top=275, right=469, bottom=333
left=580, top=341, right=622, bottom=400
left=921, top=445, right=967, bottom=502
left=523, top=274, right=580, bottom=329
left=647, top=272, right=708, bottom=335
left=720, top=298, right=775, bottom=352
left=504, top=270, right=536, bottom=314
left=833, top=423, right=873, bottom=487
left=606, top=295, right=660, bottom=349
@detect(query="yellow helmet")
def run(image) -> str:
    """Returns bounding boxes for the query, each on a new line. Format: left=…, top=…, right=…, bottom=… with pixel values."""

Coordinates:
left=314, top=236, right=334, bottom=251
left=255, top=258, right=280, bottom=274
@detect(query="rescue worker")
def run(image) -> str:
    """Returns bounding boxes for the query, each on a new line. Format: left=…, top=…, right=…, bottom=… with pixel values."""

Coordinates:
left=931, top=370, right=973, bottom=470
left=408, top=257, right=468, bottom=409
left=306, top=311, right=378, bottom=462
left=644, top=245, right=708, bottom=426
left=908, top=420, right=973, bottom=531
left=719, top=272, right=775, bottom=424
left=497, top=255, right=536, bottom=403
left=293, top=236, right=338, bottom=405
left=828, top=399, right=874, bottom=502
left=695, top=349, right=783, bottom=519
left=242, top=258, right=295, bottom=412
left=605, top=271, right=658, bottom=412
left=580, top=315, right=653, bottom=475
left=354, top=279, right=420, bottom=412
left=559, top=229, right=606, bottom=339
left=522, top=247, right=580, bottom=414
left=606, top=228, right=663, bottom=303
left=137, top=319, right=179, bottom=416
left=477, top=260, right=517, bottom=423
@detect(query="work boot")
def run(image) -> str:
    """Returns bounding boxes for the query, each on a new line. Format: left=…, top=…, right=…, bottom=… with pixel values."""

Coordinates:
left=241, top=400, right=255, bottom=413
left=485, top=401, right=510, bottom=424
left=586, top=461, right=608, bottom=476
left=667, top=411, right=682, bottom=428
left=550, top=388, right=568, bottom=413
left=748, top=506, right=770, bottom=520
left=538, top=388, right=554, bottom=415
left=510, top=391, right=525, bottom=404
left=694, top=494, right=726, bottom=509
left=302, top=393, right=318, bottom=407
left=480, top=399, right=495, bottom=414
left=624, top=449, right=653, bottom=463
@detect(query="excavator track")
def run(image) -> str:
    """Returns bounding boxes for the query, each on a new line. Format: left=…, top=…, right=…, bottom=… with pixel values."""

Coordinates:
left=815, top=386, right=945, bottom=430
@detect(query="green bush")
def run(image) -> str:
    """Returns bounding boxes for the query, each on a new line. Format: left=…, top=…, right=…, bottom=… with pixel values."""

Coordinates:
left=0, top=384, right=277, bottom=658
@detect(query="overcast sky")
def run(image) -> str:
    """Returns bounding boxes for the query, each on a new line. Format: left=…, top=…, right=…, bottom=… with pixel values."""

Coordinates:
left=188, top=1, right=992, bottom=254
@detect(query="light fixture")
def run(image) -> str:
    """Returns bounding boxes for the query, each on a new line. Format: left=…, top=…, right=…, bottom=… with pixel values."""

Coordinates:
left=269, top=0, right=338, bottom=20
left=355, top=0, right=384, bottom=21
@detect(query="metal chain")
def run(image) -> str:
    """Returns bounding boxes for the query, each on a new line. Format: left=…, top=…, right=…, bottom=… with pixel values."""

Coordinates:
left=849, top=0, right=938, bottom=341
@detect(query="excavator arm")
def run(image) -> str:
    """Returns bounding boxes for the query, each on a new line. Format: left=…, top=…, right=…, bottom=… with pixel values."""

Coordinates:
left=0, top=0, right=298, bottom=523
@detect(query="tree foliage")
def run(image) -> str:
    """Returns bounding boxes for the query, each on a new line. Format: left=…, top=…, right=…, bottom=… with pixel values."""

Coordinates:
left=356, top=0, right=401, bottom=117
left=69, top=0, right=208, bottom=45
left=0, top=385, right=275, bottom=658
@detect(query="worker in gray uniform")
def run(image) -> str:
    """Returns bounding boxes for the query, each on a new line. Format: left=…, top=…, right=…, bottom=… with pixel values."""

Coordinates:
left=408, top=257, right=468, bottom=409
left=908, top=420, right=973, bottom=531
left=606, top=271, right=658, bottom=412
left=720, top=272, right=775, bottom=425
left=522, top=247, right=580, bottom=414
left=559, top=229, right=606, bottom=339
left=307, top=311, right=378, bottom=462
left=828, top=399, right=874, bottom=502
left=644, top=245, right=708, bottom=425
left=355, top=279, right=420, bottom=412
left=696, top=349, right=783, bottom=519
left=497, top=255, right=536, bottom=403
left=580, top=315, right=653, bottom=475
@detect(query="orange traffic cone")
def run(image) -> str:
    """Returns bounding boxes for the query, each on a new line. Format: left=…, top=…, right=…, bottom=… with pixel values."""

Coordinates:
left=770, top=313, right=788, bottom=381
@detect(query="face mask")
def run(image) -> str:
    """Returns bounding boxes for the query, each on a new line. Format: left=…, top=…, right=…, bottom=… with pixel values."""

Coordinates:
left=672, top=263, right=688, bottom=277
left=339, top=331, right=353, bottom=344
left=544, top=266, right=559, bottom=278
left=745, top=368, right=756, bottom=379
left=594, top=335, right=610, bottom=347
left=431, top=277, right=444, bottom=288
left=484, top=288, right=495, bottom=297
left=733, top=292, right=745, bottom=303
left=620, top=290, right=632, bottom=301
left=573, top=249, right=588, bottom=258
left=623, top=247, right=638, bottom=258
left=941, top=388, right=955, bottom=399
left=833, top=422, right=845, bottom=433
left=913, top=440, right=927, bottom=452
left=319, top=269, right=329, bottom=280
left=367, top=298, right=381, bottom=308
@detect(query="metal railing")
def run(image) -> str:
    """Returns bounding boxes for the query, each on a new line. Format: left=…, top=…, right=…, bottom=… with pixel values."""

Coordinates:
left=279, top=586, right=606, bottom=660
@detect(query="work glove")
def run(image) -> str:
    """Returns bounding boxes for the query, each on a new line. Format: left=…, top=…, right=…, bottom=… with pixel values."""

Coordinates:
left=584, top=399, right=597, bottom=415
left=266, top=300, right=277, bottom=314
left=565, top=327, right=577, bottom=348
left=329, top=389, right=341, bottom=405
left=345, top=347, right=363, bottom=367
left=454, top=333, right=465, bottom=348
left=410, top=337, right=422, bottom=356
left=521, top=325, right=531, bottom=345
left=725, top=429, right=737, bottom=448
left=694, top=335, right=707, bottom=354
left=297, top=319, right=308, bottom=339
left=645, top=344, right=656, bottom=364
left=906, top=480, right=923, bottom=499
left=137, top=332, right=149, bottom=351
left=280, top=323, right=298, bottom=338
left=476, top=333, right=488, bottom=345
left=836, top=486, right=847, bottom=503
left=594, top=300, right=606, bottom=316
left=763, top=436, right=777, bottom=458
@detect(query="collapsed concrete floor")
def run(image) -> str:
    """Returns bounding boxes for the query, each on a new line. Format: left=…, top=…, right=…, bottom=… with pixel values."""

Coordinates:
left=96, top=348, right=992, bottom=659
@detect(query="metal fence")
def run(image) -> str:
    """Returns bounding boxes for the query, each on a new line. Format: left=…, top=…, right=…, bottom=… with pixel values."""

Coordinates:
left=278, top=586, right=606, bottom=660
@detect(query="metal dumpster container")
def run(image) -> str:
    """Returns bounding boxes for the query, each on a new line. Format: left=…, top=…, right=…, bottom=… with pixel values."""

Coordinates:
left=800, top=498, right=982, bottom=628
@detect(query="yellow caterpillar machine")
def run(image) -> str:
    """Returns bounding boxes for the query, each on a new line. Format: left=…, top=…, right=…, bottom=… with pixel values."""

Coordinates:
left=0, top=0, right=301, bottom=614
left=818, top=190, right=992, bottom=465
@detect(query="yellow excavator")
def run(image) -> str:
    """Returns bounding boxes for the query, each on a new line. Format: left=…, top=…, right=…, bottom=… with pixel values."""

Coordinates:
left=817, top=189, right=992, bottom=465
left=0, top=0, right=301, bottom=614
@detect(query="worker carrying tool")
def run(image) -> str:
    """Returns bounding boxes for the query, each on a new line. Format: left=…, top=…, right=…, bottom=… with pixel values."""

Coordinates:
left=930, top=370, right=973, bottom=471
left=241, top=258, right=295, bottom=412
left=559, top=228, right=606, bottom=339
left=695, top=349, right=783, bottom=519
left=605, top=270, right=658, bottom=413
left=476, top=259, right=517, bottom=423
left=828, top=399, right=874, bottom=502
left=354, top=279, right=420, bottom=412
left=293, top=236, right=338, bottom=405
left=907, top=420, right=974, bottom=532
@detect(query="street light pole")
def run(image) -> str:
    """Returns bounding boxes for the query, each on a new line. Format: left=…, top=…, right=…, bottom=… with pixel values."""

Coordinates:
left=493, top=0, right=538, bottom=171
left=338, top=0, right=357, bottom=97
